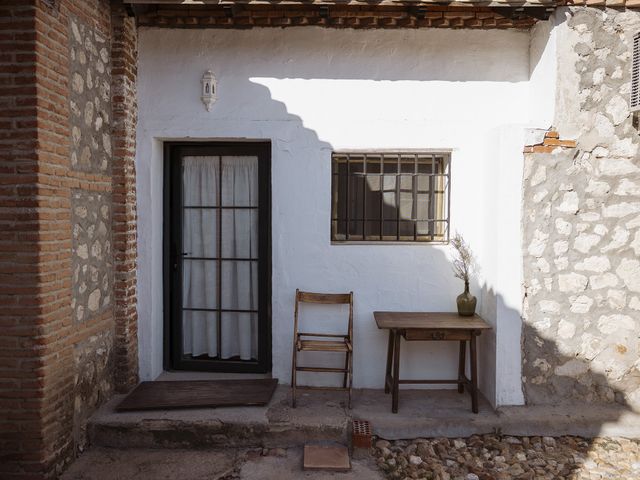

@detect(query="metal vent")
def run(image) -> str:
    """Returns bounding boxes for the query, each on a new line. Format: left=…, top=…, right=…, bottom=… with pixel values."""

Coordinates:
left=632, top=32, right=640, bottom=112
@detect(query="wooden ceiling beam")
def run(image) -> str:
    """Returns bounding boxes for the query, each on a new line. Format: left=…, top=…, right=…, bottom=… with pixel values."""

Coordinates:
left=124, top=0, right=558, bottom=7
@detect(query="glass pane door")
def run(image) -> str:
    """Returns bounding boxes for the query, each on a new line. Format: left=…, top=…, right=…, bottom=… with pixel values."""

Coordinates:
left=167, top=143, right=270, bottom=373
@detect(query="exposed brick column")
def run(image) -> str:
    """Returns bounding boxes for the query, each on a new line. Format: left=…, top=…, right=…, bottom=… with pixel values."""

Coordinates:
left=30, top=0, right=77, bottom=472
left=0, top=2, right=50, bottom=478
left=111, top=0, right=139, bottom=392
left=0, top=1, right=77, bottom=477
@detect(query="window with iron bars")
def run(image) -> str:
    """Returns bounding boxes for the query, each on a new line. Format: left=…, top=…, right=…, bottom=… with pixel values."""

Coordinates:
left=331, top=151, right=450, bottom=243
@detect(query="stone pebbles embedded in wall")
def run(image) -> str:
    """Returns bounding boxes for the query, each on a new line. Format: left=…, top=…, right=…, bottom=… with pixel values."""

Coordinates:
left=69, top=16, right=112, bottom=174
left=71, top=190, right=113, bottom=323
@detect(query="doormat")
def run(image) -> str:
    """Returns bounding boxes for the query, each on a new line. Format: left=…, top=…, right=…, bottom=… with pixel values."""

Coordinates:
left=116, top=378, right=278, bottom=411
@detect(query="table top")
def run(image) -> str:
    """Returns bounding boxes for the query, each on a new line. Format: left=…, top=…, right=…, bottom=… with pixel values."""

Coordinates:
left=374, top=311, right=492, bottom=330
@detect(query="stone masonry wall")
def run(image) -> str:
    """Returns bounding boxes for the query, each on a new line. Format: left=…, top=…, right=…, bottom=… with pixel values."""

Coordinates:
left=522, top=8, right=640, bottom=410
left=71, top=188, right=114, bottom=449
left=67, top=6, right=117, bottom=460
left=69, top=16, right=112, bottom=174
left=72, top=191, right=113, bottom=322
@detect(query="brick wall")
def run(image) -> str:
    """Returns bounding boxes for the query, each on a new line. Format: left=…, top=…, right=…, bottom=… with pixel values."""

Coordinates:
left=523, top=130, right=577, bottom=154
left=111, top=1, right=138, bottom=392
left=0, top=1, right=138, bottom=478
left=0, top=2, right=43, bottom=477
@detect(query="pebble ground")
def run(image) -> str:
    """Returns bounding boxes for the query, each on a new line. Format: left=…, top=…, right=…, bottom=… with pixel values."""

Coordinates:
left=372, top=435, right=640, bottom=480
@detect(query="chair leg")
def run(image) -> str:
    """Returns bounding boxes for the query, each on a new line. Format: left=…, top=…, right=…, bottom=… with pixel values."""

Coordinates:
left=291, top=348, right=297, bottom=409
left=342, top=351, right=349, bottom=388
left=348, top=350, right=353, bottom=409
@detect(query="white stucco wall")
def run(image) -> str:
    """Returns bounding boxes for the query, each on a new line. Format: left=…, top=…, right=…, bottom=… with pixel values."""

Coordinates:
left=529, top=13, right=559, bottom=129
left=136, top=25, right=555, bottom=406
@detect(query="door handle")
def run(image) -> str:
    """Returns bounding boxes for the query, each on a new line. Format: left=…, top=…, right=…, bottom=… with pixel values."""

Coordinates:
left=172, top=243, right=179, bottom=271
left=171, top=246, right=191, bottom=271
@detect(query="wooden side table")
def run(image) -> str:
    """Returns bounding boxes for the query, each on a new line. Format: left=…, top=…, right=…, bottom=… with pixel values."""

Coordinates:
left=374, top=312, right=492, bottom=414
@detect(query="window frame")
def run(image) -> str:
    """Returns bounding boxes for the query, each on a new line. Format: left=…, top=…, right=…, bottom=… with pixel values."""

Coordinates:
left=330, top=149, right=451, bottom=245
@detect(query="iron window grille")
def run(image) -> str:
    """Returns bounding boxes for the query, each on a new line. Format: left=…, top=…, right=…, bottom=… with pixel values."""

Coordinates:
left=331, top=151, right=450, bottom=243
left=631, top=31, right=640, bottom=112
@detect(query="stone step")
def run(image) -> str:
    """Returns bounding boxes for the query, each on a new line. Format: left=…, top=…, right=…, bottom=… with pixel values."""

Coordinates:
left=89, top=386, right=640, bottom=450
left=89, top=386, right=350, bottom=449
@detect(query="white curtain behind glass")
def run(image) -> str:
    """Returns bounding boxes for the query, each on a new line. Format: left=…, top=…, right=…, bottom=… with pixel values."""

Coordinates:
left=182, top=156, right=259, bottom=361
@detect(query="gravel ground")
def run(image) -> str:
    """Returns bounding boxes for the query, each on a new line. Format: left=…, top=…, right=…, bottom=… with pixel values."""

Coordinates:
left=60, top=436, right=640, bottom=479
left=372, top=435, right=640, bottom=480
left=61, top=446, right=384, bottom=480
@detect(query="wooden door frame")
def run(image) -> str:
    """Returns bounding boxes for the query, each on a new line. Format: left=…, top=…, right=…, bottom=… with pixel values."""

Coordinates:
left=163, top=141, right=272, bottom=373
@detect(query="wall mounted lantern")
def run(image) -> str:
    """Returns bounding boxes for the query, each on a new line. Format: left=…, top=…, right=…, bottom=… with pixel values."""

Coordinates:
left=201, top=70, right=217, bottom=111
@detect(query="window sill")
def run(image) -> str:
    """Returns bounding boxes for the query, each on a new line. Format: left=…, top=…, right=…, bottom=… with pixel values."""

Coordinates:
left=331, top=240, right=449, bottom=246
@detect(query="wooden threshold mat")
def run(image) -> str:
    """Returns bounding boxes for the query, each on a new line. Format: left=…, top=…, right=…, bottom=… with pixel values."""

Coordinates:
left=116, top=378, right=278, bottom=412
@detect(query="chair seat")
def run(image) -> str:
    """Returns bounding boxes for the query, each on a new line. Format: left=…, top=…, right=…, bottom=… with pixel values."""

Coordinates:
left=297, top=338, right=352, bottom=352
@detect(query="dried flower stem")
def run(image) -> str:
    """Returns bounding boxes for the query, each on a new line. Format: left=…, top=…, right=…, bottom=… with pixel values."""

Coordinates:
left=450, top=233, right=475, bottom=284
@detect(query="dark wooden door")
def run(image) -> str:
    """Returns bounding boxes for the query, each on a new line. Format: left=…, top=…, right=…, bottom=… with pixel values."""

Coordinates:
left=164, top=142, right=271, bottom=373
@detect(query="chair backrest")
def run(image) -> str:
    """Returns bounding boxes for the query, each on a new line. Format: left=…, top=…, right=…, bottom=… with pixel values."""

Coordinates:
left=294, top=289, right=354, bottom=338
left=297, top=290, right=352, bottom=305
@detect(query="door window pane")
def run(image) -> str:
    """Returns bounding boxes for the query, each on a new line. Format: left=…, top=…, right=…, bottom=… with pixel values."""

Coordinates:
left=220, top=312, right=258, bottom=361
left=221, top=209, right=258, bottom=259
left=182, top=259, right=218, bottom=309
left=183, top=156, right=219, bottom=207
left=182, top=309, right=218, bottom=358
left=220, top=260, right=258, bottom=311
left=220, top=156, right=258, bottom=207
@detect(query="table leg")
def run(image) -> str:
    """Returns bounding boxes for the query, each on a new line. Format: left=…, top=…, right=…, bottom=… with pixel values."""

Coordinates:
left=458, top=340, right=466, bottom=394
left=385, top=329, right=395, bottom=394
left=392, top=329, right=401, bottom=414
left=470, top=333, right=478, bottom=414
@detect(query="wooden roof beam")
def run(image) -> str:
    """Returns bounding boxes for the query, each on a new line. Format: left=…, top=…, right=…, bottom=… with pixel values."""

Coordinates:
left=124, top=0, right=559, bottom=8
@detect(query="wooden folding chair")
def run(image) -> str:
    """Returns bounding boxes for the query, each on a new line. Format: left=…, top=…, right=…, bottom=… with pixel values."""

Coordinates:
left=291, top=289, right=354, bottom=408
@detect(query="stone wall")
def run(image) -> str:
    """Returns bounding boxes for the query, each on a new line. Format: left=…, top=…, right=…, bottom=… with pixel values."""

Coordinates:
left=522, top=7, right=640, bottom=410
left=68, top=8, right=117, bottom=459
left=72, top=191, right=113, bottom=321
left=72, top=329, right=114, bottom=448
left=69, top=16, right=112, bottom=174
left=71, top=189, right=114, bottom=448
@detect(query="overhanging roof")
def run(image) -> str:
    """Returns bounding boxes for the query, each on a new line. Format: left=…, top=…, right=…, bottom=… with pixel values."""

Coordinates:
left=124, top=0, right=640, bottom=7
left=123, top=0, right=640, bottom=29
left=124, top=0, right=557, bottom=6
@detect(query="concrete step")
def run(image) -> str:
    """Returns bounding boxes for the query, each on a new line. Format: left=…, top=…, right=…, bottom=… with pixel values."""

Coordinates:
left=89, top=386, right=350, bottom=449
left=89, top=385, right=640, bottom=450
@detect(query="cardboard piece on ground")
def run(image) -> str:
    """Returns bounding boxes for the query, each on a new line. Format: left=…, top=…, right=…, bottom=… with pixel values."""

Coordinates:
left=303, top=445, right=351, bottom=471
